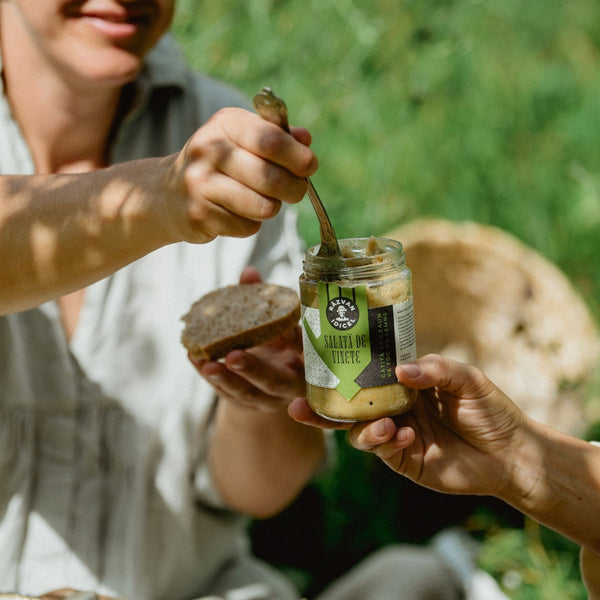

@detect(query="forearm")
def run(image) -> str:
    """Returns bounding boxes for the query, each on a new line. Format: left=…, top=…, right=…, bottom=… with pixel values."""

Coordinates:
left=209, top=400, right=326, bottom=519
left=501, top=417, right=600, bottom=552
left=0, top=157, right=176, bottom=314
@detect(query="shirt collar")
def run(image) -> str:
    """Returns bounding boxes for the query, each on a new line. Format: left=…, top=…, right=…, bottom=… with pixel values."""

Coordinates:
left=138, top=32, right=189, bottom=92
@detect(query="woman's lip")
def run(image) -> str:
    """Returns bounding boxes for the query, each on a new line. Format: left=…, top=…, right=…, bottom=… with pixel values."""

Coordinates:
left=68, top=1, right=156, bottom=39
left=79, top=13, right=149, bottom=39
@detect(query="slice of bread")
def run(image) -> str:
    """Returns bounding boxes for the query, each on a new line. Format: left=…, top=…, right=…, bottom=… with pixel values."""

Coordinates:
left=181, top=282, right=301, bottom=361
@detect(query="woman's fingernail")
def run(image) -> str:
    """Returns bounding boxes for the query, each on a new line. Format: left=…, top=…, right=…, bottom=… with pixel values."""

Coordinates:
left=227, top=352, right=247, bottom=370
left=399, top=363, right=421, bottom=379
left=397, top=427, right=411, bottom=443
left=372, top=420, right=387, bottom=438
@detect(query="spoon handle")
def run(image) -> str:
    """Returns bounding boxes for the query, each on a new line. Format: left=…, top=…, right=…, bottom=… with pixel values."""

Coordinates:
left=305, top=180, right=341, bottom=257
left=253, top=87, right=341, bottom=257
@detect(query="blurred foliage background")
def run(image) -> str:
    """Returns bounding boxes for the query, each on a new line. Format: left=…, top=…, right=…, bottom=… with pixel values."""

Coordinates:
left=172, top=1, right=600, bottom=598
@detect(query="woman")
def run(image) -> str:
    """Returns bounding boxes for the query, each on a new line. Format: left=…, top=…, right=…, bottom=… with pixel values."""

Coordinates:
left=0, top=1, right=325, bottom=599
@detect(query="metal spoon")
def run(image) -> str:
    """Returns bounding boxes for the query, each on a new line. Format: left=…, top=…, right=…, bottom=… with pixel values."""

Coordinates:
left=253, top=87, right=342, bottom=258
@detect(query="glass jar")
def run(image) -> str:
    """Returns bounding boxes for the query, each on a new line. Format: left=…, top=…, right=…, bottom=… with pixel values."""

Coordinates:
left=299, top=237, right=417, bottom=422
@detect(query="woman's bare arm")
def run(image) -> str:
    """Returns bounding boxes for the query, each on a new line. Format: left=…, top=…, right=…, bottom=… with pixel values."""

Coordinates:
left=1, top=107, right=317, bottom=314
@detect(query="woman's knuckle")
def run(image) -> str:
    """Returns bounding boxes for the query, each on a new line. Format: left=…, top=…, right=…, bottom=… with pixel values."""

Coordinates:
left=257, top=128, right=282, bottom=155
left=259, top=198, right=282, bottom=220
left=298, top=150, right=317, bottom=176
left=242, top=220, right=262, bottom=237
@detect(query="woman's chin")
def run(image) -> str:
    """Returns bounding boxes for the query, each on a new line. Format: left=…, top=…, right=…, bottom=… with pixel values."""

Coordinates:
left=72, top=50, right=144, bottom=88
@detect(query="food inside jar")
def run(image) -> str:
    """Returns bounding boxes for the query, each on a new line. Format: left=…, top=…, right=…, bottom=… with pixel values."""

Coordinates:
left=307, top=381, right=417, bottom=422
left=301, top=273, right=411, bottom=309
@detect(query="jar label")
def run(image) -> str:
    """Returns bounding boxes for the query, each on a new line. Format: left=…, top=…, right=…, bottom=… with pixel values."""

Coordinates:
left=302, top=282, right=417, bottom=400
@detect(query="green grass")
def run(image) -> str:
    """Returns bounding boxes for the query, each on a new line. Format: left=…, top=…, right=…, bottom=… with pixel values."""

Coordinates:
left=173, top=0, right=600, bottom=315
left=172, top=1, right=600, bottom=597
left=478, top=520, right=587, bottom=600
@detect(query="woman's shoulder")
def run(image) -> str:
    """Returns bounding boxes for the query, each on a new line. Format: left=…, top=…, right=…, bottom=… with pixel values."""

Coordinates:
left=145, top=34, right=251, bottom=114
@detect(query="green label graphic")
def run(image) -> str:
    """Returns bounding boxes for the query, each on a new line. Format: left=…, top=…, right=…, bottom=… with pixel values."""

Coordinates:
left=303, top=283, right=371, bottom=399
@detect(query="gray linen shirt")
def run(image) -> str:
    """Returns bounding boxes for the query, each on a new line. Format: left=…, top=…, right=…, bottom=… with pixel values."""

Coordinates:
left=0, top=34, right=302, bottom=600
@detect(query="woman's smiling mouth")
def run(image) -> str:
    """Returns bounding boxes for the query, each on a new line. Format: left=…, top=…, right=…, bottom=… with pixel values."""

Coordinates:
left=82, top=15, right=144, bottom=39
left=69, top=3, right=156, bottom=41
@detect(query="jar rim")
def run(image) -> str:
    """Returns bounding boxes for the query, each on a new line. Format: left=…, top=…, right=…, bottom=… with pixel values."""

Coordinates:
left=303, top=237, right=406, bottom=281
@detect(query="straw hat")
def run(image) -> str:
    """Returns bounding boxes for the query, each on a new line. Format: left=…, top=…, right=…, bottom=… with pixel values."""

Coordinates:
left=385, top=218, right=600, bottom=435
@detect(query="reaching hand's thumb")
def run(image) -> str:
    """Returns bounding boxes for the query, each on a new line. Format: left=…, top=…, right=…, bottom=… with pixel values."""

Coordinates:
left=396, top=354, right=495, bottom=399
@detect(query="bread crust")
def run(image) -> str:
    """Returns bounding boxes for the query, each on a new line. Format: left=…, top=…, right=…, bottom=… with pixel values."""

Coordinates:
left=181, top=282, right=301, bottom=361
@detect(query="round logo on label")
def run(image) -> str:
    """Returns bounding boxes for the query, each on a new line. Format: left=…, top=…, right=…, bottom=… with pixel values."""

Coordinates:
left=326, top=296, right=359, bottom=331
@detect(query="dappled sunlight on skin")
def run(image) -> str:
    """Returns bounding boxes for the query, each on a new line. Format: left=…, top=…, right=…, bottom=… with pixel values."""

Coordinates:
left=0, top=104, right=318, bottom=318
left=0, top=165, right=167, bottom=315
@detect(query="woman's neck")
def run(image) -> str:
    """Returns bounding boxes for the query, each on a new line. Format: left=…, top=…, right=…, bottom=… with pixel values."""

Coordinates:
left=1, top=28, right=124, bottom=174
left=5, top=66, right=123, bottom=173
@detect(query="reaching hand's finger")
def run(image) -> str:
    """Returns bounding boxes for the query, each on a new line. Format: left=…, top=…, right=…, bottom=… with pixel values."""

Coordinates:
left=288, top=398, right=353, bottom=430
left=396, top=354, right=496, bottom=399
left=348, top=418, right=398, bottom=450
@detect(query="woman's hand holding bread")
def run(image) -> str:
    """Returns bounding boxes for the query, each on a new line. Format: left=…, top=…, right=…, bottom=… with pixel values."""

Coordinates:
left=184, top=266, right=305, bottom=412
left=184, top=266, right=326, bottom=518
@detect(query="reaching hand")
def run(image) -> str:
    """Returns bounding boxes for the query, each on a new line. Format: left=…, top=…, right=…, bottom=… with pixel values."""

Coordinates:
left=348, top=354, right=530, bottom=497
left=290, top=354, right=530, bottom=497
